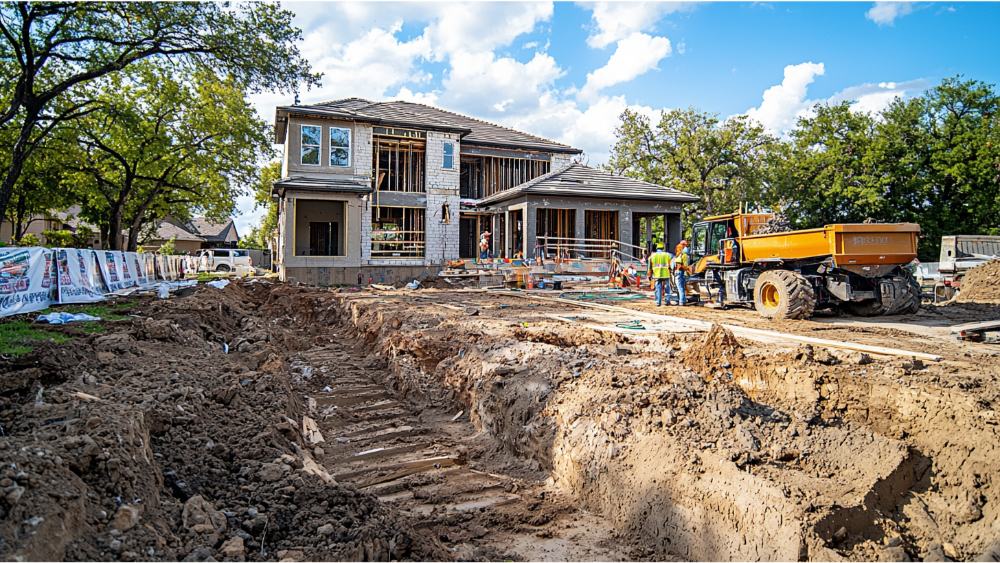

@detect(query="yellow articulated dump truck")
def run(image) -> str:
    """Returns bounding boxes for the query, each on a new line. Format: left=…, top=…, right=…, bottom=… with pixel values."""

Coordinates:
left=688, top=213, right=922, bottom=319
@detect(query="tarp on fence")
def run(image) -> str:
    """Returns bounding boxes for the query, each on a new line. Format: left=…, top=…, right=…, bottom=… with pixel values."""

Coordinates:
left=0, top=246, right=58, bottom=317
left=0, top=247, right=235, bottom=317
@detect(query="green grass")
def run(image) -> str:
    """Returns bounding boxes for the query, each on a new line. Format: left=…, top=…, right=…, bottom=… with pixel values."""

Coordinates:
left=0, top=321, right=73, bottom=357
left=79, top=321, right=107, bottom=334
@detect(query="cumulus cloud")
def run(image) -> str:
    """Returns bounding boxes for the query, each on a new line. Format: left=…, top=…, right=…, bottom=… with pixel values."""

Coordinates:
left=865, top=2, right=915, bottom=26
left=438, top=51, right=566, bottom=118
left=423, top=2, right=553, bottom=61
left=744, top=63, right=929, bottom=134
left=582, top=1, right=696, bottom=49
left=578, top=32, right=671, bottom=102
left=745, top=62, right=825, bottom=133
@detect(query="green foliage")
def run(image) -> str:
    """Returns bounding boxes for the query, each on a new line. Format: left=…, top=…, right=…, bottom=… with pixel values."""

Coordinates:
left=42, top=229, right=75, bottom=248
left=158, top=237, right=181, bottom=256
left=72, top=227, right=94, bottom=248
left=56, top=61, right=275, bottom=250
left=606, top=107, right=782, bottom=232
left=240, top=162, right=281, bottom=250
left=774, top=76, right=1000, bottom=260
left=0, top=2, right=321, bottom=228
left=14, top=233, right=40, bottom=247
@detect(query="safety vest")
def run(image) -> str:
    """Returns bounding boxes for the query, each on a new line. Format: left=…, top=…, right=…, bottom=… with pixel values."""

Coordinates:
left=672, top=252, right=689, bottom=272
left=649, top=251, right=673, bottom=279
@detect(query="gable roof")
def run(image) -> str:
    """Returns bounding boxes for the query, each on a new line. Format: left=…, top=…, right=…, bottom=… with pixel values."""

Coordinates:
left=477, top=163, right=702, bottom=206
left=149, top=217, right=238, bottom=243
left=276, top=98, right=582, bottom=154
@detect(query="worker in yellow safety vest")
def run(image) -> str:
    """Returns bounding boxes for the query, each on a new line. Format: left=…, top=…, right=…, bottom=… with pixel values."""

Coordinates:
left=672, top=247, right=692, bottom=306
left=649, top=246, right=676, bottom=306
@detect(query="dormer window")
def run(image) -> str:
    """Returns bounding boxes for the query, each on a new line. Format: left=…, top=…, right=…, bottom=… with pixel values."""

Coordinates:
left=330, top=126, right=351, bottom=167
left=301, top=125, right=321, bottom=165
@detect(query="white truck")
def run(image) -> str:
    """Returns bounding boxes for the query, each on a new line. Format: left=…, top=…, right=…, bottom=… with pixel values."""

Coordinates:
left=936, top=235, right=1000, bottom=300
left=195, top=248, right=252, bottom=273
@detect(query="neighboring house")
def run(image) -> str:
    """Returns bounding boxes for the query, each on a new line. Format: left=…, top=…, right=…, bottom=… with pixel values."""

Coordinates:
left=144, top=217, right=240, bottom=253
left=1, top=204, right=103, bottom=248
left=271, top=98, right=698, bottom=284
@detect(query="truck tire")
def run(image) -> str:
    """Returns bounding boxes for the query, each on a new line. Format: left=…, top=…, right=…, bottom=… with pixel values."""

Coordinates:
left=843, top=299, right=886, bottom=317
left=215, top=264, right=231, bottom=273
left=753, top=270, right=817, bottom=320
left=885, top=276, right=921, bottom=316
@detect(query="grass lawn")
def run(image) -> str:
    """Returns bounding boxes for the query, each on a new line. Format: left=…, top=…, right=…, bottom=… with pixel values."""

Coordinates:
left=1, top=300, right=135, bottom=356
left=0, top=321, right=73, bottom=356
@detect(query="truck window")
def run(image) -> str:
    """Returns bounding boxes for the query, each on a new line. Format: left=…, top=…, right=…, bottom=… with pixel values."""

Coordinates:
left=709, top=222, right=728, bottom=255
left=691, top=225, right=708, bottom=262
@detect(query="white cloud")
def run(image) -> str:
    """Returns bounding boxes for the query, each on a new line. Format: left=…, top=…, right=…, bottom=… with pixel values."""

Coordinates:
left=438, top=51, right=566, bottom=118
left=743, top=63, right=929, bottom=133
left=423, top=3, right=553, bottom=61
left=866, top=2, right=915, bottom=26
left=578, top=32, right=670, bottom=102
left=828, top=79, right=930, bottom=114
left=744, top=62, right=825, bottom=133
left=582, top=2, right=696, bottom=49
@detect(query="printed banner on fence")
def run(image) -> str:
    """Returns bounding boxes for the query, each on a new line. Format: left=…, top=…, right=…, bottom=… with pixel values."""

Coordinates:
left=56, top=248, right=107, bottom=303
left=0, top=247, right=57, bottom=317
left=96, top=250, right=130, bottom=292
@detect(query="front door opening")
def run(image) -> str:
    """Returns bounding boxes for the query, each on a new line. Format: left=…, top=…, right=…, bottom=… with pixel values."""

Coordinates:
left=294, top=200, right=346, bottom=257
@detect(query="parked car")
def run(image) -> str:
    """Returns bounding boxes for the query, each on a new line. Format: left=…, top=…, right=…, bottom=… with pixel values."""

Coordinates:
left=195, top=248, right=251, bottom=272
left=915, top=262, right=941, bottom=293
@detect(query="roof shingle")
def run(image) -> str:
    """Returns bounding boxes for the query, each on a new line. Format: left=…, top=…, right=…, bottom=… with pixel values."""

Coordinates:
left=477, top=163, right=702, bottom=206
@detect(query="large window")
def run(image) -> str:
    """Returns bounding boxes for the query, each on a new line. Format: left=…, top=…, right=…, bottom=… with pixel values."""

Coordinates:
left=443, top=141, right=454, bottom=169
left=461, top=154, right=550, bottom=199
left=301, top=125, right=321, bottom=165
left=371, top=207, right=425, bottom=258
left=294, top=200, right=346, bottom=257
left=330, top=127, right=351, bottom=167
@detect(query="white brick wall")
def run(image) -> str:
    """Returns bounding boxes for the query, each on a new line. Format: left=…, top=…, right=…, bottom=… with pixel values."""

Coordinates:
left=424, top=132, right=461, bottom=264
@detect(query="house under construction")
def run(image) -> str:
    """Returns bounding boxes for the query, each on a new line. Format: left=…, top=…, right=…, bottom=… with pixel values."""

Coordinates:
left=271, top=98, right=699, bottom=284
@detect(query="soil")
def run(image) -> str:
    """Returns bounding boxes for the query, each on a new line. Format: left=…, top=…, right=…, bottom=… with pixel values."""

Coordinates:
left=957, top=259, right=1000, bottom=303
left=2, top=281, right=999, bottom=562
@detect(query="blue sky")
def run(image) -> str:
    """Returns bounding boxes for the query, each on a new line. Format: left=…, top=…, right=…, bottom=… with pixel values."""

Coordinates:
left=237, top=1, right=1000, bottom=233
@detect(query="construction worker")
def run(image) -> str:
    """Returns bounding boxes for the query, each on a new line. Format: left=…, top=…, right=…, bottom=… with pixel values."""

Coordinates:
left=673, top=246, right=692, bottom=305
left=674, top=239, right=689, bottom=257
left=649, top=245, right=675, bottom=306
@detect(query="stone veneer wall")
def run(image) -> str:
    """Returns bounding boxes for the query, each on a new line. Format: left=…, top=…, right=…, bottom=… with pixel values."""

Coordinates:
left=423, top=131, right=461, bottom=265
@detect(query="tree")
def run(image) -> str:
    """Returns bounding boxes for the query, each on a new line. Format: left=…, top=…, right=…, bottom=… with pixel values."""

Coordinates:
left=774, top=102, right=884, bottom=229
left=239, top=162, right=281, bottom=250
left=0, top=2, right=320, bottom=229
left=158, top=236, right=180, bottom=255
left=606, top=107, right=783, bottom=229
left=57, top=62, right=272, bottom=250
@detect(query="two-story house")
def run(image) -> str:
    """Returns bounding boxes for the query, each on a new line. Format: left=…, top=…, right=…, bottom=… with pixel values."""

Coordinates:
left=271, top=98, right=699, bottom=284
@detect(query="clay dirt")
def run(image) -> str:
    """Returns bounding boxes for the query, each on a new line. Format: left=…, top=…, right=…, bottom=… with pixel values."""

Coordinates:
left=2, top=279, right=1000, bottom=562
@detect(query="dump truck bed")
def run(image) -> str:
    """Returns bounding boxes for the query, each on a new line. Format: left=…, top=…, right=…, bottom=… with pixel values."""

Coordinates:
left=740, top=223, right=920, bottom=266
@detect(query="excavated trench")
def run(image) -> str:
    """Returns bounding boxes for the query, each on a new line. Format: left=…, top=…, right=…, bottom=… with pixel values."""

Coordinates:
left=333, top=292, right=1000, bottom=562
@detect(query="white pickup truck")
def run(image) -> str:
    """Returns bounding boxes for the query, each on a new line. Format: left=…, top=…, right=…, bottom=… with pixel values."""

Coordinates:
left=195, top=248, right=252, bottom=273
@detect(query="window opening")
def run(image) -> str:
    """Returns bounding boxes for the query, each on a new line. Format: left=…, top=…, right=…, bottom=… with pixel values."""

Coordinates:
left=373, top=134, right=425, bottom=193
left=371, top=206, right=425, bottom=258
left=330, top=127, right=351, bottom=167
left=443, top=141, right=454, bottom=169
left=301, top=125, right=321, bottom=165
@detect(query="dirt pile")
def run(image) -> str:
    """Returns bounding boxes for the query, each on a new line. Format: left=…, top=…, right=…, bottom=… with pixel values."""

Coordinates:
left=957, top=259, right=1000, bottom=302
left=334, top=292, right=1000, bottom=562
left=0, top=281, right=447, bottom=562
left=754, top=213, right=792, bottom=235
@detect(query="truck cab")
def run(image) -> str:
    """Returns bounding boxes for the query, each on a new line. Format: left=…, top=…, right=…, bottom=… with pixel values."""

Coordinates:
left=690, top=213, right=772, bottom=274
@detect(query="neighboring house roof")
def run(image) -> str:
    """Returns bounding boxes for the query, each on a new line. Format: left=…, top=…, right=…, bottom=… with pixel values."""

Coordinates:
left=276, top=98, right=582, bottom=154
left=148, top=216, right=239, bottom=243
left=477, top=164, right=702, bottom=206
left=272, top=176, right=373, bottom=197
left=186, top=217, right=237, bottom=242
left=150, top=220, right=204, bottom=242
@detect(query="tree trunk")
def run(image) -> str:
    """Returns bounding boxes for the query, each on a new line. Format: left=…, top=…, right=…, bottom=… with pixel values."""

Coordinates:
left=14, top=191, right=27, bottom=241
left=108, top=205, right=124, bottom=250
left=0, top=112, right=40, bottom=229
left=126, top=185, right=163, bottom=252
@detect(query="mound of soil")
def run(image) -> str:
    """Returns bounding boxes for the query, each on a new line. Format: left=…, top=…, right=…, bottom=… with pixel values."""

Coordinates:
left=0, top=281, right=447, bottom=562
left=957, top=259, right=1000, bottom=302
